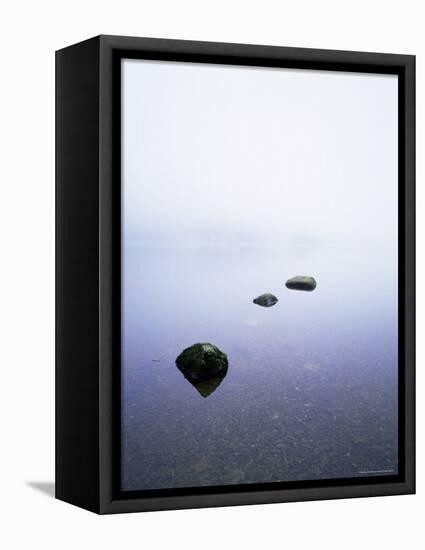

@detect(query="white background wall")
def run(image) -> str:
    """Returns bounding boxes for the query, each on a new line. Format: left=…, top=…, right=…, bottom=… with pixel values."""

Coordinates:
left=0, top=1, right=422, bottom=548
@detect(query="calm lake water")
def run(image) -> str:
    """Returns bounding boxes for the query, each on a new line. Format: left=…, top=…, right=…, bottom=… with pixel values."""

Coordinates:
left=121, top=243, right=398, bottom=491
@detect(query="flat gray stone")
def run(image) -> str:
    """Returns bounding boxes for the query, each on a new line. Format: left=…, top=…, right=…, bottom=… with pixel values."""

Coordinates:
left=285, top=276, right=317, bottom=291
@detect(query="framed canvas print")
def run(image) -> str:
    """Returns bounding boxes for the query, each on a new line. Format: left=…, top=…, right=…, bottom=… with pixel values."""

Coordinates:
left=56, top=35, right=415, bottom=514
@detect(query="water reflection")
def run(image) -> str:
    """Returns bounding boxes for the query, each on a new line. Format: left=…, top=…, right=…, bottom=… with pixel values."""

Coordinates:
left=177, top=366, right=229, bottom=398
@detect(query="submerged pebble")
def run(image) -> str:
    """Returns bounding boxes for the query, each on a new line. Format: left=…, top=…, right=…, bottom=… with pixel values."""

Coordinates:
left=192, top=461, right=208, bottom=473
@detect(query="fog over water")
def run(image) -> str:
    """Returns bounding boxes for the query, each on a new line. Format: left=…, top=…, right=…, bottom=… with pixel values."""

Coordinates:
left=121, top=59, right=398, bottom=491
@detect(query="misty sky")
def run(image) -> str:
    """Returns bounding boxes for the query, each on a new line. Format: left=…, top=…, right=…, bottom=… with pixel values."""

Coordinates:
left=122, top=59, right=398, bottom=248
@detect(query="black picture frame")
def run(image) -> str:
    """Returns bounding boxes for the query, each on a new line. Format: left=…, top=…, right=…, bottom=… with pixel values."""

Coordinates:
left=56, top=35, right=415, bottom=514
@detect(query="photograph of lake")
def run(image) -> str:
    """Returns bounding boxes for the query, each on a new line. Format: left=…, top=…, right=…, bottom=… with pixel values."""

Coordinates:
left=121, top=59, right=398, bottom=492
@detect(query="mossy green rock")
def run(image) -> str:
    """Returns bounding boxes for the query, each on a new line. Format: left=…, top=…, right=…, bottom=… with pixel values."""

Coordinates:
left=253, top=293, right=278, bottom=307
left=176, top=343, right=228, bottom=382
left=285, top=276, right=317, bottom=291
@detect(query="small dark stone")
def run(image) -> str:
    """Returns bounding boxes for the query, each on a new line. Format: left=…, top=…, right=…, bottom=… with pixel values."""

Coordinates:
left=285, top=276, right=317, bottom=291
left=253, top=293, right=279, bottom=307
